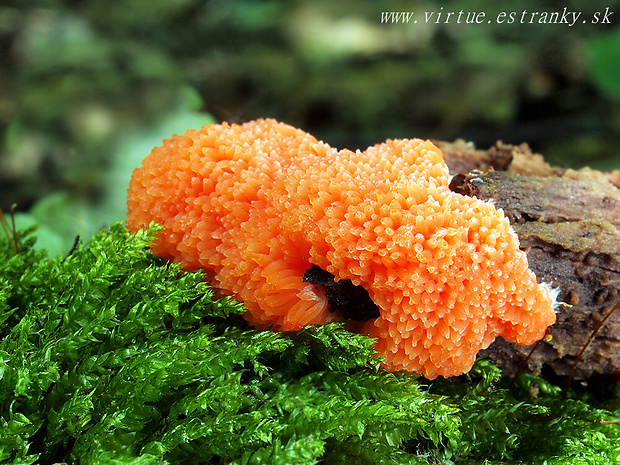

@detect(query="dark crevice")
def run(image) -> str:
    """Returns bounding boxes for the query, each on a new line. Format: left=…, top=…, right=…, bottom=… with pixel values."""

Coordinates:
left=302, top=265, right=380, bottom=321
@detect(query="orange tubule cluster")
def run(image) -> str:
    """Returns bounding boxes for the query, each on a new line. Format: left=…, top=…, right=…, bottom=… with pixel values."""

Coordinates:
left=126, top=118, right=556, bottom=379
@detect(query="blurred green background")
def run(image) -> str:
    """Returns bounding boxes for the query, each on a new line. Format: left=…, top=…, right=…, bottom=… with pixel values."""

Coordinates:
left=1, top=0, right=619, bottom=255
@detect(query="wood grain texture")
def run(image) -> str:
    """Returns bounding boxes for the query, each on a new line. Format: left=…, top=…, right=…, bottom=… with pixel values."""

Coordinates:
left=440, top=140, right=620, bottom=379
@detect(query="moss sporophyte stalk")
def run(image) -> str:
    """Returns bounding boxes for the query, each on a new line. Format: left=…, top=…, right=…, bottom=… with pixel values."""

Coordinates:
left=0, top=222, right=619, bottom=463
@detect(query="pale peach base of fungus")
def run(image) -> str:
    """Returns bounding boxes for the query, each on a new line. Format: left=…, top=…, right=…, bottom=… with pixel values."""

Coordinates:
left=126, top=119, right=556, bottom=379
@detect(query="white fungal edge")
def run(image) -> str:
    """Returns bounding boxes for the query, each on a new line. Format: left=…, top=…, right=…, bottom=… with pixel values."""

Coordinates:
left=506, top=222, right=563, bottom=313
left=541, top=281, right=563, bottom=313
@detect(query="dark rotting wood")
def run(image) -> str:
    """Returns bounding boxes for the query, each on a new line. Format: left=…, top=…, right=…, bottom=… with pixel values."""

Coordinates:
left=438, top=139, right=620, bottom=380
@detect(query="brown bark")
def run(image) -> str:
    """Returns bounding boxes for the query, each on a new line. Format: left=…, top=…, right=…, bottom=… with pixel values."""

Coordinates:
left=438, top=139, right=620, bottom=380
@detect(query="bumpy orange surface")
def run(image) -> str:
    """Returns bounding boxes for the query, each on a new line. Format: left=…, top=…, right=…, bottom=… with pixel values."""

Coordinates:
left=126, top=119, right=556, bottom=379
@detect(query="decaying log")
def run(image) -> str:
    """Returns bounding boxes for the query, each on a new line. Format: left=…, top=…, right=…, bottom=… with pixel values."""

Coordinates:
left=438, top=139, right=620, bottom=380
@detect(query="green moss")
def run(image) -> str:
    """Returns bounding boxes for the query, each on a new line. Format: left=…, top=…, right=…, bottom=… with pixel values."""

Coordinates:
left=1, top=223, right=619, bottom=464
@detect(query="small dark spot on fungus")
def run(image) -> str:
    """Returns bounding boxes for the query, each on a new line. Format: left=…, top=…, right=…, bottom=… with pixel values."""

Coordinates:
left=448, top=173, right=470, bottom=194
left=601, top=196, right=616, bottom=207
left=303, top=265, right=380, bottom=321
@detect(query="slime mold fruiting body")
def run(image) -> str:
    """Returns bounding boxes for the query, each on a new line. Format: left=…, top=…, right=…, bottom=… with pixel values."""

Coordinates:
left=126, top=119, right=556, bottom=379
